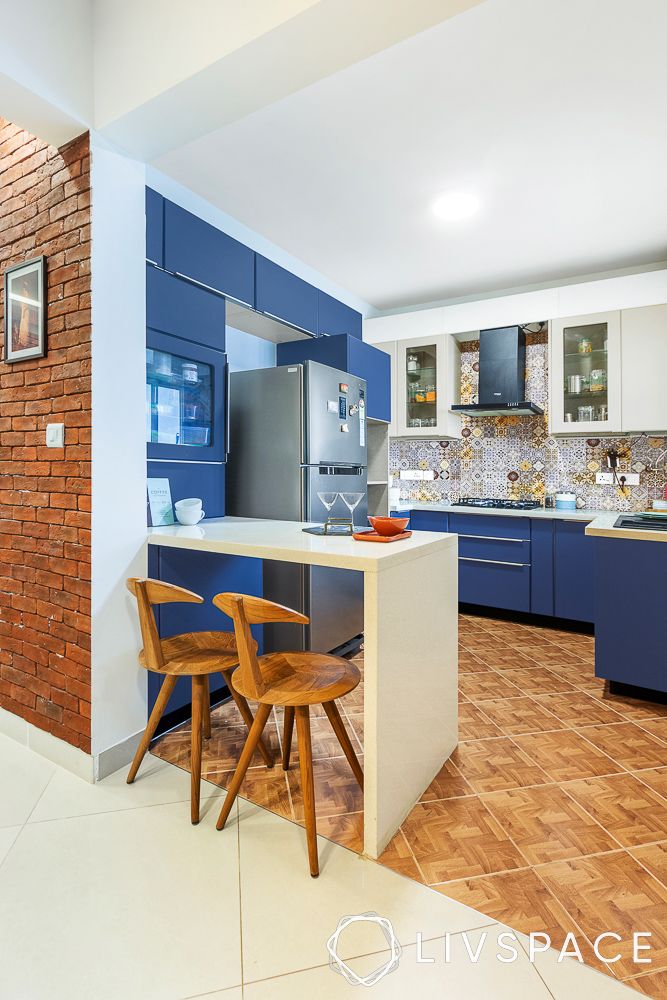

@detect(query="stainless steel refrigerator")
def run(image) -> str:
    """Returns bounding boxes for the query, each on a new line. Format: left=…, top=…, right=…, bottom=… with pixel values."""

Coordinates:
left=226, top=361, right=367, bottom=654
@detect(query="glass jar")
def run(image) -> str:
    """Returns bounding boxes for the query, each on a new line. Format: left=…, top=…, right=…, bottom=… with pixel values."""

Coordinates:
left=589, top=369, right=607, bottom=392
left=407, top=354, right=418, bottom=373
left=578, top=338, right=593, bottom=354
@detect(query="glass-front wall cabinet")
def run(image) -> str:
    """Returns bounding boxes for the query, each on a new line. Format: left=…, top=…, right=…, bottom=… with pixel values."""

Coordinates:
left=146, top=348, right=213, bottom=448
left=395, top=335, right=461, bottom=438
left=549, top=312, right=621, bottom=434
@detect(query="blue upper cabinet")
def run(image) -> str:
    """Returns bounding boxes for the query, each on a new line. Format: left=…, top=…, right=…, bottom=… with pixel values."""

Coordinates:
left=146, top=188, right=164, bottom=267
left=553, top=520, right=595, bottom=623
left=276, top=334, right=390, bottom=422
left=255, top=255, right=318, bottom=336
left=318, top=290, right=362, bottom=339
left=147, top=266, right=226, bottom=351
left=163, top=201, right=255, bottom=307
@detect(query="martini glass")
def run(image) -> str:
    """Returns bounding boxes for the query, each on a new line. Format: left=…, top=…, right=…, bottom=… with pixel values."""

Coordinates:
left=339, top=491, right=364, bottom=528
left=317, top=491, right=338, bottom=518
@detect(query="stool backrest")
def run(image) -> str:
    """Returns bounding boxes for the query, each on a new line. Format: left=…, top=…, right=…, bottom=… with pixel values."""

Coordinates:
left=126, top=578, right=203, bottom=671
left=213, top=593, right=309, bottom=699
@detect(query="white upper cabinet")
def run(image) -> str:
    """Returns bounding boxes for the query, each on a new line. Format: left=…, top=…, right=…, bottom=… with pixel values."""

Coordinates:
left=549, top=311, right=622, bottom=435
left=621, top=304, right=667, bottom=433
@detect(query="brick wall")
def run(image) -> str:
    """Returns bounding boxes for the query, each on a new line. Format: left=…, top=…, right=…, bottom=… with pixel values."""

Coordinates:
left=0, top=119, right=91, bottom=752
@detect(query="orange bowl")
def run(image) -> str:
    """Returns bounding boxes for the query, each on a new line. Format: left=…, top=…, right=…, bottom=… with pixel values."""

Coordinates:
left=368, top=516, right=409, bottom=537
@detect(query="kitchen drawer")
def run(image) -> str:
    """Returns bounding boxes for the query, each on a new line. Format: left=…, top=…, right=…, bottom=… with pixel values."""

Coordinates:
left=459, top=558, right=531, bottom=613
left=448, top=513, right=530, bottom=540
left=458, top=533, right=530, bottom=564
left=409, top=510, right=449, bottom=532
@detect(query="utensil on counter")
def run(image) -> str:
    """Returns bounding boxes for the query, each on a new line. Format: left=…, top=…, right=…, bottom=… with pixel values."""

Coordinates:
left=555, top=491, right=576, bottom=511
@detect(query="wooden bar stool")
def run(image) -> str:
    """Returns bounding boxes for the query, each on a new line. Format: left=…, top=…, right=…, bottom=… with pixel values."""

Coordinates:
left=125, top=578, right=274, bottom=823
left=212, top=592, right=363, bottom=877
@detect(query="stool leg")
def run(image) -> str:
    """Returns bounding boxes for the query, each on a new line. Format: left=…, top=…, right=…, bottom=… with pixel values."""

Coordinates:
left=202, top=676, right=211, bottom=739
left=127, top=674, right=177, bottom=784
left=191, top=676, right=205, bottom=824
left=282, top=706, right=295, bottom=771
left=323, top=701, right=364, bottom=790
left=296, top=706, right=319, bottom=878
left=221, top=669, right=274, bottom=769
left=216, top=702, right=272, bottom=831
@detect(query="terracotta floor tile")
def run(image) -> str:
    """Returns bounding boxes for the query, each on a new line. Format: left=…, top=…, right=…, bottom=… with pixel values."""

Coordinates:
left=630, top=842, right=667, bottom=886
left=637, top=719, right=667, bottom=744
left=547, top=660, right=597, bottom=687
left=309, top=811, right=364, bottom=853
left=401, top=797, right=526, bottom=883
left=635, top=768, right=667, bottom=801
left=577, top=723, right=667, bottom=772
left=378, top=829, right=425, bottom=883
left=420, top=759, right=474, bottom=801
left=284, top=713, right=358, bottom=762
left=576, top=676, right=609, bottom=696
left=565, top=773, right=667, bottom=848
left=459, top=670, right=523, bottom=703
left=533, top=691, right=626, bottom=727
left=481, top=784, right=618, bottom=865
left=627, top=970, right=667, bottom=997
left=537, top=852, right=667, bottom=978
left=527, top=647, right=589, bottom=666
left=513, top=729, right=624, bottom=782
left=461, top=637, right=512, bottom=653
left=288, top=755, right=363, bottom=820
left=499, top=665, right=577, bottom=695
left=473, top=649, right=539, bottom=669
left=477, top=696, right=564, bottom=736
left=458, top=701, right=504, bottom=741
left=505, top=633, right=560, bottom=649
left=458, top=652, right=490, bottom=674
left=598, top=694, right=667, bottom=723
left=212, top=765, right=294, bottom=820
left=451, top=737, right=550, bottom=793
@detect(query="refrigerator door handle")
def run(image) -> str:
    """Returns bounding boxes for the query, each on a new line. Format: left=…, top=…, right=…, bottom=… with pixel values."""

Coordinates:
left=224, top=357, right=231, bottom=462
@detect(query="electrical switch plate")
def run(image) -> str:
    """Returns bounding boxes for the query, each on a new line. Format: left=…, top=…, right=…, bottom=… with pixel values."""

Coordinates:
left=596, top=472, right=639, bottom=486
left=45, top=423, right=64, bottom=448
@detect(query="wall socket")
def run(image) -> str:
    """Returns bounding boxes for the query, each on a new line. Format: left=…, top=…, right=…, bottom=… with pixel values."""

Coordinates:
left=399, top=469, right=435, bottom=481
left=596, top=472, right=640, bottom=486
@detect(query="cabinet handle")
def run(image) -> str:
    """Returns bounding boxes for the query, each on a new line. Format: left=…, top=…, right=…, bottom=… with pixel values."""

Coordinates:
left=457, top=533, right=527, bottom=543
left=459, top=556, right=530, bottom=567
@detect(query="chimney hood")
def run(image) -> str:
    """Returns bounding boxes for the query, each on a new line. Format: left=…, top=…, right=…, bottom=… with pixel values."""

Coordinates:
left=451, top=325, right=544, bottom=417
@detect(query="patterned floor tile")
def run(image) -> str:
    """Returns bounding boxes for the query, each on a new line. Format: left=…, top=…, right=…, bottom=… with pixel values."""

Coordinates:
left=401, top=797, right=527, bottom=883
left=630, top=842, right=667, bottom=886
left=576, top=723, right=667, bottom=772
left=452, top=737, right=550, bottom=793
left=481, top=785, right=619, bottom=865
left=420, top=759, right=474, bottom=801
left=458, top=701, right=504, bottom=741
left=627, top=970, right=667, bottom=997
left=473, top=649, right=540, bottom=669
left=636, top=719, right=667, bottom=744
left=309, top=811, right=364, bottom=853
left=459, top=670, right=523, bottom=703
left=598, top=695, right=667, bottom=723
left=512, top=730, right=623, bottom=782
left=378, top=829, right=425, bottom=883
left=459, top=652, right=491, bottom=674
left=212, top=765, right=293, bottom=820
left=498, top=665, right=577, bottom=695
left=565, top=773, right=667, bottom=848
left=527, top=647, right=590, bottom=666
left=634, top=768, right=667, bottom=801
left=532, top=691, right=626, bottom=727
left=537, top=852, right=667, bottom=978
left=281, top=714, right=357, bottom=762
left=287, top=755, right=363, bottom=820
left=505, top=633, right=560, bottom=649
left=477, top=696, right=564, bottom=736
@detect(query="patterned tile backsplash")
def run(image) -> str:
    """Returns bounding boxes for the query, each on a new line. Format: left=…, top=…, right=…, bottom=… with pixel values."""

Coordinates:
left=390, top=333, right=667, bottom=511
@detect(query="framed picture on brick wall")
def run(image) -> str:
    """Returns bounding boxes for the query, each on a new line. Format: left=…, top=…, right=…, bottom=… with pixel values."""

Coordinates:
left=3, top=255, right=46, bottom=362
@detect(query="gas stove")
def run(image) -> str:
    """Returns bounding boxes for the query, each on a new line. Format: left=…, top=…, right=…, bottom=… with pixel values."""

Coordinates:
left=453, top=498, right=542, bottom=510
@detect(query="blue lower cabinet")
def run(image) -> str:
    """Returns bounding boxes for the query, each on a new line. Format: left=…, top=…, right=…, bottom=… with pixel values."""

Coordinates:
left=448, top=513, right=530, bottom=540
left=256, top=255, right=318, bottom=336
left=148, top=547, right=264, bottom=717
left=594, top=537, right=666, bottom=692
left=409, top=510, right=448, bottom=532
left=147, top=266, right=226, bottom=350
left=530, top=519, right=555, bottom=616
left=276, top=334, right=390, bottom=422
left=459, top=558, right=531, bottom=612
left=553, top=520, right=595, bottom=623
left=317, top=290, right=362, bottom=339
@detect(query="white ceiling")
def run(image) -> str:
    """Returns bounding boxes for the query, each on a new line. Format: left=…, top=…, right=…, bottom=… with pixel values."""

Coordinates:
left=154, top=0, right=667, bottom=311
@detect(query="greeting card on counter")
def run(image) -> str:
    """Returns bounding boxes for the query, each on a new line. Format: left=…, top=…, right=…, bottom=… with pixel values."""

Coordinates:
left=147, top=478, right=174, bottom=526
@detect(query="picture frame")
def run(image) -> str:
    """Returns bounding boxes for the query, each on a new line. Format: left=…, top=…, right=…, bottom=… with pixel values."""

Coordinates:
left=3, top=255, right=46, bottom=363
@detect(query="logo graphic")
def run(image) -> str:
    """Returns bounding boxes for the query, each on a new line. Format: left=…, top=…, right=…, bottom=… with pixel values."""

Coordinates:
left=327, top=912, right=402, bottom=987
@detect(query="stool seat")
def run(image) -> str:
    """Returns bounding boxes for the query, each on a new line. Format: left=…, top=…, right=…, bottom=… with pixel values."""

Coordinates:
left=139, top=630, right=257, bottom=676
left=233, top=650, right=360, bottom=706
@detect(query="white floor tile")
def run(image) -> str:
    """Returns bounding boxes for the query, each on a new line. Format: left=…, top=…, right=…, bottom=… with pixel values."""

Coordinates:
left=0, top=733, right=55, bottom=827
left=181, top=990, right=243, bottom=999
left=525, top=941, right=642, bottom=998
left=0, top=799, right=241, bottom=1000
left=244, top=927, right=553, bottom=998
left=235, top=801, right=494, bottom=983
left=0, top=825, right=21, bottom=866
left=29, top=752, right=219, bottom=823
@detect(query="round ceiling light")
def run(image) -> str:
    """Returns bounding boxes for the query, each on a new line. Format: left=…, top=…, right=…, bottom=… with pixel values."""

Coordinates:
left=432, top=191, right=480, bottom=222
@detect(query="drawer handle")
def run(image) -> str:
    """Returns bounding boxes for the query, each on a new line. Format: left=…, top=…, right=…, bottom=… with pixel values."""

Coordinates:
left=458, top=533, right=527, bottom=543
left=459, top=556, right=530, bottom=567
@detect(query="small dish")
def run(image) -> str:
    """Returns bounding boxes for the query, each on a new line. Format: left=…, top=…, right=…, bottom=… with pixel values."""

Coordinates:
left=368, top=516, right=409, bottom=537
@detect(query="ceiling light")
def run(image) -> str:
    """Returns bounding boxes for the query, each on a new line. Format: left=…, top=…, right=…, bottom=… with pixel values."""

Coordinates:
left=432, top=191, right=480, bottom=222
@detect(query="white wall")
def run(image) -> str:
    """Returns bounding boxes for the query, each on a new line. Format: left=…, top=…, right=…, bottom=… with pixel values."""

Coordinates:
left=90, top=136, right=148, bottom=758
left=226, top=327, right=276, bottom=373
left=364, top=266, right=667, bottom=342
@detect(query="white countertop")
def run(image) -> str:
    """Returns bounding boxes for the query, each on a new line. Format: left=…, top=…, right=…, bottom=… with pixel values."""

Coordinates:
left=391, top=501, right=599, bottom=522
left=584, top=510, right=667, bottom=543
left=148, top=516, right=457, bottom=571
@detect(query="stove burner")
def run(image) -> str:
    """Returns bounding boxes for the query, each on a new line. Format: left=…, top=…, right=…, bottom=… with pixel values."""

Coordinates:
left=454, top=497, right=542, bottom=510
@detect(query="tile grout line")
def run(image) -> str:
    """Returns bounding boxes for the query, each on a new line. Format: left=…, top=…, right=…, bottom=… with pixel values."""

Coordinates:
left=0, top=769, right=56, bottom=880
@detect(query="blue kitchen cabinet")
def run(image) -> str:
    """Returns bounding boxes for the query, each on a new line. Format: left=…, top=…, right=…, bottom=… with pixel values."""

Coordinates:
left=530, top=519, right=555, bottom=616
left=410, top=509, right=449, bottom=532
left=449, top=513, right=531, bottom=612
left=147, top=459, right=226, bottom=519
left=147, top=266, right=226, bottom=351
left=553, top=520, right=595, bottom=623
left=146, top=187, right=164, bottom=267
left=276, top=334, right=390, bottom=422
left=164, top=200, right=255, bottom=306
left=318, top=290, right=362, bottom=339
left=255, top=255, right=318, bottom=336
left=594, top=537, right=666, bottom=693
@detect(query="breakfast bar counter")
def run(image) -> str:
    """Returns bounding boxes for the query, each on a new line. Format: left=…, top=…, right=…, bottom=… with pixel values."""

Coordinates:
left=149, top=516, right=458, bottom=858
